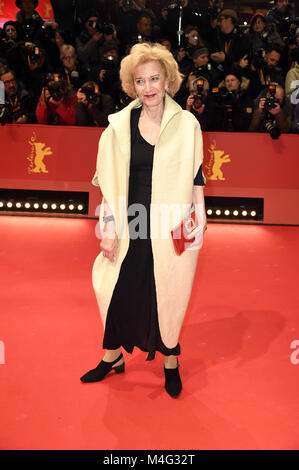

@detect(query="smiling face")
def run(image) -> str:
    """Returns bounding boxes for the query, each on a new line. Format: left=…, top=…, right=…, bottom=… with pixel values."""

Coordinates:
left=133, top=60, right=168, bottom=108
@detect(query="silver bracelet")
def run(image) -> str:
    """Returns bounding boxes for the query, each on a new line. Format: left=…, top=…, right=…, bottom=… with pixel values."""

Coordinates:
left=103, top=215, right=115, bottom=223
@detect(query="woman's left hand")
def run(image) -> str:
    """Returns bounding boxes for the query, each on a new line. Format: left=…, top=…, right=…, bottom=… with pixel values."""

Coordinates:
left=185, top=220, right=207, bottom=250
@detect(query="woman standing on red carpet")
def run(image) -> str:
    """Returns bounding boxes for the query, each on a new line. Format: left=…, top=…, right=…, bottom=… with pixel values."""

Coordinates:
left=80, top=43, right=207, bottom=397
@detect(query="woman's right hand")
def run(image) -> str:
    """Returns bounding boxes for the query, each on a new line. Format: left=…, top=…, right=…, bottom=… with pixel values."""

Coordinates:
left=100, top=233, right=118, bottom=262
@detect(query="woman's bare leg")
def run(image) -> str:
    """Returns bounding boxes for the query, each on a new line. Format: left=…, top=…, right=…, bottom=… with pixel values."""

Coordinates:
left=103, top=347, right=124, bottom=367
left=164, top=354, right=178, bottom=369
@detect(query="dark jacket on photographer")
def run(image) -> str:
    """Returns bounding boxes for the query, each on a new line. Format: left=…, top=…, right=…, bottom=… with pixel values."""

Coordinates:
left=15, top=9, right=44, bottom=43
left=249, top=88, right=291, bottom=133
left=91, top=58, right=122, bottom=106
left=76, top=28, right=105, bottom=71
left=265, top=5, right=295, bottom=40
left=57, top=62, right=89, bottom=91
left=248, top=29, right=283, bottom=55
left=0, top=21, right=22, bottom=58
left=212, top=85, right=254, bottom=132
left=176, top=91, right=215, bottom=132
left=247, top=61, right=284, bottom=99
left=208, top=26, right=251, bottom=69
left=36, top=88, right=77, bottom=125
left=6, top=41, right=49, bottom=105
left=1, top=84, right=36, bottom=124
left=76, top=93, right=115, bottom=127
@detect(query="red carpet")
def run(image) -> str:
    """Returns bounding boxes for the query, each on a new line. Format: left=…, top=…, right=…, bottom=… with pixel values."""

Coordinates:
left=0, top=215, right=298, bottom=450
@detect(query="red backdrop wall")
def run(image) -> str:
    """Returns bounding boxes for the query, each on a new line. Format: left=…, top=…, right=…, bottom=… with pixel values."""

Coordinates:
left=0, top=124, right=299, bottom=225
left=0, top=0, right=54, bottom=23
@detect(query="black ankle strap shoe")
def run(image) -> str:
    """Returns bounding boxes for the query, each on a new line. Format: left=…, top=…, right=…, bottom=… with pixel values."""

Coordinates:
left=164, top=361, right=182, bottom=398
left=80, top=352, right=125, bottom=383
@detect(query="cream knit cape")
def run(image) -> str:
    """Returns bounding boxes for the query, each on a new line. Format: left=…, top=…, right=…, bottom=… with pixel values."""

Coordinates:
left=91, top=93, right=203, bottom=349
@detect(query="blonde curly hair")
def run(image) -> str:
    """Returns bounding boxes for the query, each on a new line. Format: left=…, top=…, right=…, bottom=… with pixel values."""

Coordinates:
left=120, top=42, right=184, bottom=98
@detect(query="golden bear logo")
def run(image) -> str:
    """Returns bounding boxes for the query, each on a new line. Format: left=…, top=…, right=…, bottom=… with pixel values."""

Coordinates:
left=205, top=140, right=231, bottom=181
left=44, top=1, right=53, bottom=18
left=27, top=132, right=53, bottom=174
left=0, top=1, right=4, bottom=16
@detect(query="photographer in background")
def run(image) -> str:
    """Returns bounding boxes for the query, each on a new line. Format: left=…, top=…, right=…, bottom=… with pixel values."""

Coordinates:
left=0, top=67, right=36, bottom=124
left=58, top=44, right=87, bottom=91
left=190, top=47, right=221, bottom=86
left=248, top=44, right=284, bottom=99
left=76, top=9, right=105, bottom=70
left=115, top=0, right=141, bottom=46
left=15, top=0, right=44, bottom=42
left=175, top=47, right=221, bottom=100
left=0, top=21, right=22, bottom=58
left=160, top=0, right=199, bottom=49
left=91, top=40, right=122, bottom=106
left=196, top=1, right=224, bottom=45
left=212, top=69, right=254, bottom=132
left=174, top=26, right=204, bottom=74
left=183, top=76, right=215, bottom=131
left=6, top=41, right=47, bottom=107
left=249, top=82, right=291, bottom=137
left=36, top=73, right=76, bottom=125
left=266, top=0, right=298, bottom=43
left=76, top=81, right=115, bottom=127
left=247, top=13, right=283, bottom=53
left=209, top=9, right=251, bottom=71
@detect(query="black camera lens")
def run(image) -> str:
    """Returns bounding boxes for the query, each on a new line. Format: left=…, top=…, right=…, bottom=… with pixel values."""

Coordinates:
left=104, top=25, right=114, bottom=36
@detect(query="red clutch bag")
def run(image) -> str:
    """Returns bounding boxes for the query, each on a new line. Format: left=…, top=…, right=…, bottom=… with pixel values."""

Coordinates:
left=171, top=207, right=198, bottom=256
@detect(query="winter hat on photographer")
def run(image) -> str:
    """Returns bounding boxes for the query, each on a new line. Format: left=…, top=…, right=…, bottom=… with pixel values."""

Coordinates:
left=217, top=9, right=238, bottom=24
left=83, top=8, right=100, bottom=23
left=16, top=0, right=38, bottom=8
left=192, top=48, right=209, bottom=59
left=224, top=69, right=242, bottom=82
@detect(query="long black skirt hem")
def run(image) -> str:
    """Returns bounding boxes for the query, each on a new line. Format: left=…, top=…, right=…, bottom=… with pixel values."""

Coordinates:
left=102, top=340, right=181, bottom=361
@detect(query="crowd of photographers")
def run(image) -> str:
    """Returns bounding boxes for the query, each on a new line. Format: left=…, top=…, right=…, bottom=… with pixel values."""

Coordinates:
left=0, top=0, right=299, bottom=138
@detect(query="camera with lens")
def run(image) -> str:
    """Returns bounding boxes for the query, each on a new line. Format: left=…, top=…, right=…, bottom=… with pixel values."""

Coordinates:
left=263, top=83, right=281, bottom=139
left=280, top=16, right=299, bottom=44
left=101, top=55, right=118, bottom=79
left=0, top=100, right=23, bottom=125
left=264, top=83, right=279, bottom=112
left=88, top=20, right=103, bottom=33
left=104, top=24, right=114, bottom=36
left=23, top=43, right=41, bottom=64
left=250, top=48, right=265, bottom=69
left=0, top=102, right=12, bottom=125
left=80, top=84, right=100, bottom=105
left=192, top=79, right=204, bottom=109
left=43, top=73, right=66, bottom=102
left=212, top=87, right=239, bottom=131
left=193, top=64, right=212, bottom=78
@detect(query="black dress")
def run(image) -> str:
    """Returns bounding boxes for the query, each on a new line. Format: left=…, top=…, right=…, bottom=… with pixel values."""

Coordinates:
left=103, top=106, right=205, bottom=360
